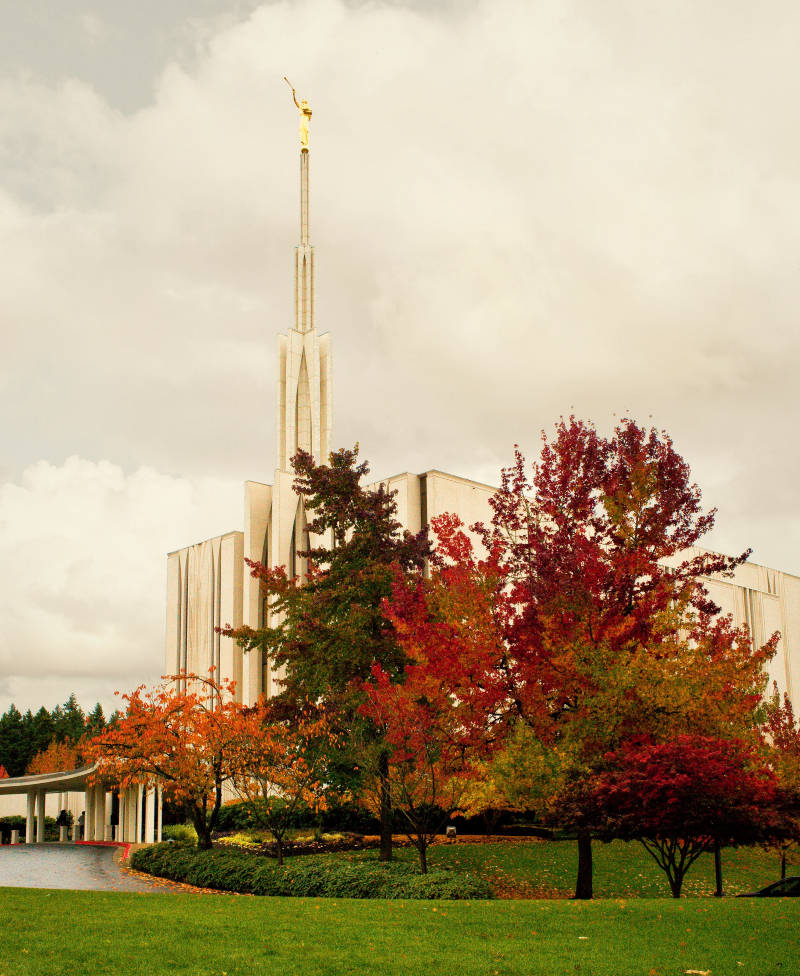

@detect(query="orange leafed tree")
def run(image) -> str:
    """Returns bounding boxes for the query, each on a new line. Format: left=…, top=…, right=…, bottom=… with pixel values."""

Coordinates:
left=229, top=701, right=338, bottom=864
left=27, top=739, right=84, bottom=775
left=88, top=671, right=240, bottom=849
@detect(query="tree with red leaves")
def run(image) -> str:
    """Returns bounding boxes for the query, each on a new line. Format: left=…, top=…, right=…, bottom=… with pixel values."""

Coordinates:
left=359, top=643, right=494, bottom=872
left=89, top=672, right=240, bottom=850
left=468, top=417, right=775, bottom=897
left=356, top=516, right=511, bottom=872
left=587, top=735, right=792, bottom=897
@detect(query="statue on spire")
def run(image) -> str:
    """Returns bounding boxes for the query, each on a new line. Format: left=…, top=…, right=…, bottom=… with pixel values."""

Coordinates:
left=285, top=77, right=312, bottom=151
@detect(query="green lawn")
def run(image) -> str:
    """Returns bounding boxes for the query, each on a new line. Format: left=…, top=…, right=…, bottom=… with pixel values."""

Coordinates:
left=1, top=887, right=798, bottom=976
left=315, top=838, right=799, bottom=899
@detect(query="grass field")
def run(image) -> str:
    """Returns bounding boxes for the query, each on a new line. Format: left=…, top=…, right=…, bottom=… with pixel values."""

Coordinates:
left=296, top=838, right=799, bottom=899
left=1, top=886, right=798, bottom=976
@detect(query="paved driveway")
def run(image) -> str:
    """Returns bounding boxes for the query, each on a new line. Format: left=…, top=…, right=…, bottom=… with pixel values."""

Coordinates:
left=0, top=844, right=167, bottom=893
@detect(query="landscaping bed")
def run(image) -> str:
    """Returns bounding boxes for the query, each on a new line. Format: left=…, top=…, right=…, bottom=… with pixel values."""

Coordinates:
left=130, top=843, right=493, bottom=899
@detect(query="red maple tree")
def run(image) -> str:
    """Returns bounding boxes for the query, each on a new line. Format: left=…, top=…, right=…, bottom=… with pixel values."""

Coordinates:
left=588, top=735, right=791, bottom=897
left=431, top=417, right=776, bottom=898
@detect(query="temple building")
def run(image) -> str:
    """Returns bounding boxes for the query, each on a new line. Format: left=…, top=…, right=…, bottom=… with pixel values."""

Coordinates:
left=165, top=131, right=800, bottom=712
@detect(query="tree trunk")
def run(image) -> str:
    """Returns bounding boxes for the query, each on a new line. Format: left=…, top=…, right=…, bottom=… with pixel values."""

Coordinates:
left=574, top=830, right=593, bottom=900
left=378, top=751, right=393, bottom=862
left=669, top=874, right=683, bottom=898
left=781, top=850, right=787, bottom=880
left=195, top=823, right=213, bottom=850
left=418, top=839, right=428, bottom=875
left=190, top=804, right=213, bottom=850
left=276, top=836, right=284, bottom=866
left=713, top=841, right=723, bottom=897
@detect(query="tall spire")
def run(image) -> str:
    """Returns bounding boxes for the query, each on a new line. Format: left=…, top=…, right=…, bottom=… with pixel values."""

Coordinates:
left=295, top=150, right=314, bottom=333
left=275, top=96, right=332, bottom=472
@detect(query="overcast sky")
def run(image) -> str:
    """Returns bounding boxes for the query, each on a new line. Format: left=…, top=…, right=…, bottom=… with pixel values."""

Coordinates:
left=2, top=0, right=799, bottom=716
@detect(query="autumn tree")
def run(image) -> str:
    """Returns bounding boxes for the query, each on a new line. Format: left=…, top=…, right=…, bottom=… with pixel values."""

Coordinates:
left=27, top=738, right=85, bottom=775
left=763, top=685, right=800, bottom=878
left=447, top=417, right=774, bottom=898
left=0, top=695, right=116, bottom=776
left=89, top=672, right=240, bottom=850
left=588, top=735, right=792, bottom=897
left=357, top=541, right=505, bottom=872
left=359, top=653, right=489, bottom=873
left=229, top=701, right=337, bottom=865
left=227, top=446, right=430, bottom=861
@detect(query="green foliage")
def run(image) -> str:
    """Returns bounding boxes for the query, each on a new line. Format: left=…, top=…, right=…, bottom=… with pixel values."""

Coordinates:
left=215, top=797, right=383, bottom=834
left=129, top=843, right=492, bottom=899
left=0, top=694, right=116, bottom=776
left=227, top=447, right=431, bottom=823
left=0, top=815, right=60, bottom=841
left=161, top=823, right=198, bottom=843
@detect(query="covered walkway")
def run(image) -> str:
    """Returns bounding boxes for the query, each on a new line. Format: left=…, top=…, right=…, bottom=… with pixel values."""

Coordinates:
left=0, top=765, right=162, bottom=844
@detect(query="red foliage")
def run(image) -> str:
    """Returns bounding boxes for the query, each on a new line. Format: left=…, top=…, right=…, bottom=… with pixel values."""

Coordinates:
left=477, top=417, right=759, bottom=728
left=588, top=735, right=792, bottom=896
left=360, top=545, right=502, bottom=870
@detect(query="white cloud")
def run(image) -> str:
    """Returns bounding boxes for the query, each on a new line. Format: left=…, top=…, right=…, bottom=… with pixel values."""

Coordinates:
left=0, top=457, right=240, bottom=713
left=2, top=0, right=800, bottom=709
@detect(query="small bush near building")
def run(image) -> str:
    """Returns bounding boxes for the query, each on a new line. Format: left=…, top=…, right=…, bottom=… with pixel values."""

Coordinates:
left=161, top=823, right=198, bottom=843
left=130, top=843, right=493, bottom=899
left=0, top=815, right=61, bottom=842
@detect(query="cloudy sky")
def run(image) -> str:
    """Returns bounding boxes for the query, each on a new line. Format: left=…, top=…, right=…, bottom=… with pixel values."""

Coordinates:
left=2, top=0, right=799, bottom=716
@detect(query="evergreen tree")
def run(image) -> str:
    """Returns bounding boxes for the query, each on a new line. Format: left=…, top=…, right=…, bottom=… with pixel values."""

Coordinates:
left=86, top=703, right=106, bottom=737
left=227, top=446, right=430, bottom=861
left=0, top=705, right=27, bottom=776
left=30, top=707, right=54, bottom=761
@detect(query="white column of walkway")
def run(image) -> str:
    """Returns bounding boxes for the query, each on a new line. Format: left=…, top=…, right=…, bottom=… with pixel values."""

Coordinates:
left=111, top=784, right=162, bottom=843
left=1, top=765, right=164, bottom=844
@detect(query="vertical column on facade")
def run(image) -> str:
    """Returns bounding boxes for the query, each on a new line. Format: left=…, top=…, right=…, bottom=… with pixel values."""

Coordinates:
left=114, top=787, right=125, bottom=841
left=36, top=789, right=46, bottom=843
left=104, top=791, right=113, bottom=841
left=137, top=784, right=144, bottom=842
left=145, top=787, right=156, bottom=843
left=124, top=787, right=135, bottom=842
left=93, top=784, right=105, bottom=842
left=26, top=791, right=35, bottom=844
left=130, top=786, right=138, bottom=842
left=85, top=788, right=95, bottom=841
left=157, top=786, right=163, bottom=842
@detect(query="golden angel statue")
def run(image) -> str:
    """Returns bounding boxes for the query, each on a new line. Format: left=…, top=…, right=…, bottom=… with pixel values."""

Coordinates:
left=285, top=77, right=312, bottom=150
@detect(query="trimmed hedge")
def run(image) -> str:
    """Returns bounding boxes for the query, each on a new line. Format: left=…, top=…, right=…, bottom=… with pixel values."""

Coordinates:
left=130, top=843, right=493, bottom=900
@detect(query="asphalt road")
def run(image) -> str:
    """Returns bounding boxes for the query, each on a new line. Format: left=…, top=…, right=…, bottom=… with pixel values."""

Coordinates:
left=0, top=844, right=167, bottom=893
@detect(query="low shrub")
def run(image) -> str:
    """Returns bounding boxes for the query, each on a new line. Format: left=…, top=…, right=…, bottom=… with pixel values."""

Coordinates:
left=0, top=815, right=60, bottom=842
left=130, top=843, right=493, bottom=900
left=162, top=823, right=197, bottom=843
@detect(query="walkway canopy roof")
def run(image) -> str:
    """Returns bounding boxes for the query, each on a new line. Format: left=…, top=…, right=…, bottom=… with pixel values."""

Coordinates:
left=0, top=763, right=99, bottom=795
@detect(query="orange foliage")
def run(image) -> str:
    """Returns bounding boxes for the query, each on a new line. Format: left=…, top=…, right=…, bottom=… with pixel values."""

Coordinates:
left=229, top=702, right=338, bottom=863
left=27, top=739, right=83, bottom=775
left=87, top=671, right=241, bottom=848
